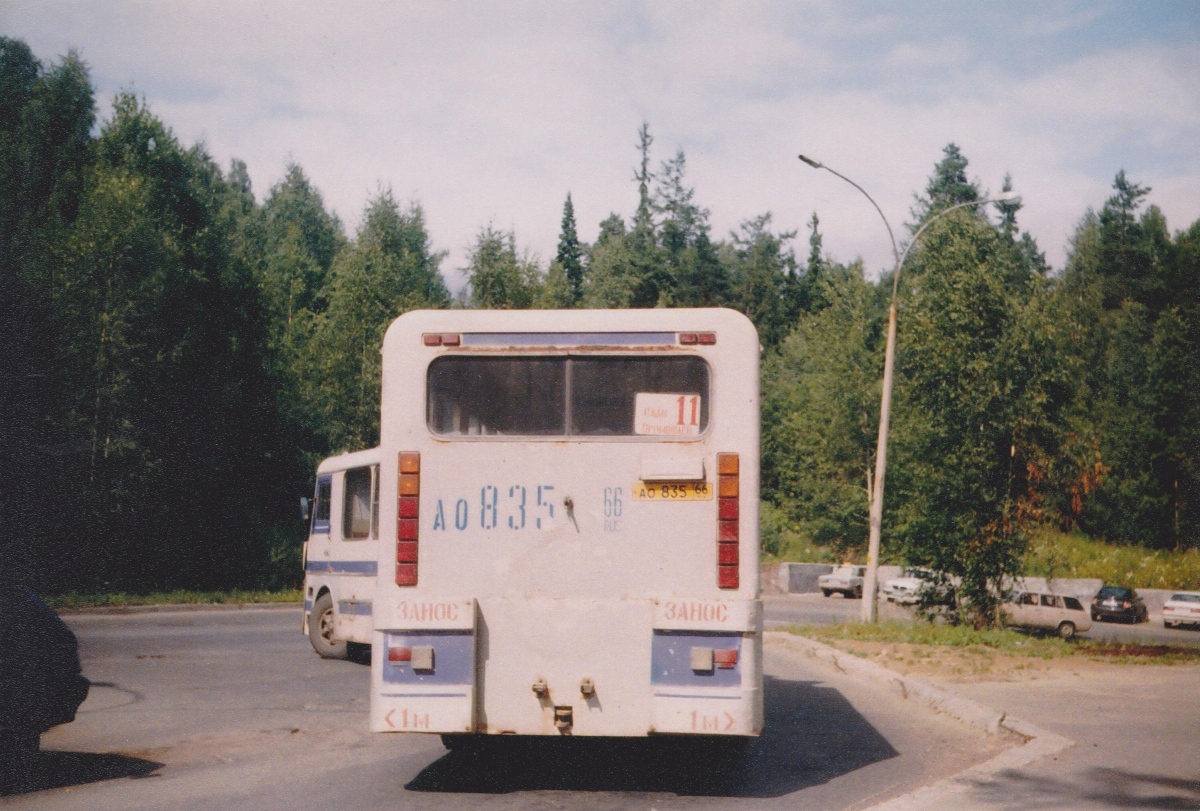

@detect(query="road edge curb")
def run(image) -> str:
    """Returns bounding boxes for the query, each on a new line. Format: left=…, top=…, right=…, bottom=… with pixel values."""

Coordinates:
left=58, top=602, right=302, bottom=616
left=765, top=631, right=1075, bottom=810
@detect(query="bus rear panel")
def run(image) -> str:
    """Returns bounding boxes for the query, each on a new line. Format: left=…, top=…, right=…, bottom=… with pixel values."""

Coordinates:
left=370, top=309, right=762, bottom=739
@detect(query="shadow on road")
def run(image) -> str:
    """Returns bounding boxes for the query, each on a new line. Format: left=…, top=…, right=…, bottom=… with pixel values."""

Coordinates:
left=406, top=675, right=898, bottom=798
left=0, top=749, right=163, bottom=797
left=973, top=766, right=1200, bottom=810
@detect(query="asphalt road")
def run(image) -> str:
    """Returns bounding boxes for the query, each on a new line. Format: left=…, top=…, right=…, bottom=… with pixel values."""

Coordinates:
left=764, top=591, right=1200, bottom=645
left=9, top=608, right=1006, bottom=810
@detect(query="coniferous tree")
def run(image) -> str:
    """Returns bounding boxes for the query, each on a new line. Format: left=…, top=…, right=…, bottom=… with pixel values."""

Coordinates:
left=627, top=123, right=665, bottom=306
left=656, top=149, right=729, bottom=308
left=1056, top=172, right=1197, bottom=547
left=465, top=225, right=540, bottom=309
left=728, top=213, right=798, bottom=347
left=555, top=192, right=584, bottom=306
left=583, top=213, right=637, bottom=308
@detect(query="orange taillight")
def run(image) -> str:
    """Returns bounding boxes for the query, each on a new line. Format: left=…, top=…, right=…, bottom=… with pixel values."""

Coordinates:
left=397, top=452, right=420, bottom=586
left=717, top=452, right=739, bottom=589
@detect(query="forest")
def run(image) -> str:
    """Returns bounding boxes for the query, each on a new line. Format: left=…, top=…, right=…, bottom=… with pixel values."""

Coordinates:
left=2, top=39, right=1197, bottom=610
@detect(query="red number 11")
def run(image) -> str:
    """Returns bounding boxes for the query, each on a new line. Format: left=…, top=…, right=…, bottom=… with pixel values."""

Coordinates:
left=677, top=395, right=699, bottom=426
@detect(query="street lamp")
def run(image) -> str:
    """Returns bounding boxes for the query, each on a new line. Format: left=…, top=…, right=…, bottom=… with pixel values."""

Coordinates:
left=797, top=154, right=1020, bottom=622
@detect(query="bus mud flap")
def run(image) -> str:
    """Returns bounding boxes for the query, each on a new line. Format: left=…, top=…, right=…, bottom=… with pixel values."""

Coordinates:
left=370, top=598, right=478, bottom=734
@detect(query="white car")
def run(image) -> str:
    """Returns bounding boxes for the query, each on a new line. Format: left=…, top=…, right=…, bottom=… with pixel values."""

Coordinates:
left=1005, top=590, right=1093, bottom=639
left=1162, top=592, right=1200, bottom=629
left=882, top=568, right=935, bottom=604
left=818, top=565, right=865, bottom=598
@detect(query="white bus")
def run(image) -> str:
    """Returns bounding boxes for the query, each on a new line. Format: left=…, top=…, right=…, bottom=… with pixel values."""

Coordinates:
left=370, top=308, right=762, bottom=745
left=302, top=447, right=381, bottom=658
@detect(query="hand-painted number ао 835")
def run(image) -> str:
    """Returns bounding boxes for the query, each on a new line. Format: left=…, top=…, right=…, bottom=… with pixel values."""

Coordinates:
left=430, top=484, right=556, bottom=531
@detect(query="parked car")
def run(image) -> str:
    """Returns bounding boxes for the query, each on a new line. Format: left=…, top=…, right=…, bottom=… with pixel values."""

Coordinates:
left=1005, top=590, right=1092, bottom=639
left=882, top=568, right=935, bottom=604
left=1162, top=591, right=1200, bottom=629
left=818, top=565, right=865, bottom=598
left=1, top=586, right=90, bottom=757
left=1090, top=586, right=1148, bottom=623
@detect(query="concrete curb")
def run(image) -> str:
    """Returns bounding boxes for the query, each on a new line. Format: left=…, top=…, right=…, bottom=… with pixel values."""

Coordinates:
left=58, top=601, right=302, bottom=616
left=765, top=631, right=1075, bottom=810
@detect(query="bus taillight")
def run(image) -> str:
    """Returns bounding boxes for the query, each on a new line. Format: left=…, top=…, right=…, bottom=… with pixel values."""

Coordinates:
left=397, top=452, right=420, bottom=586
left=717, top=453, right=739, bottom=589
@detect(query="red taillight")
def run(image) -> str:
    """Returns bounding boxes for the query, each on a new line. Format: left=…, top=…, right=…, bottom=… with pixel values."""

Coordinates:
left=397, top=452, right=420, bottom=586
left=717, top=453, right=739, bottom=590
left=714, top=649, right=738, bottom=669
left=1123, top=601, right=1132, bottom=609
left=388, top=646, right=412, bottom=662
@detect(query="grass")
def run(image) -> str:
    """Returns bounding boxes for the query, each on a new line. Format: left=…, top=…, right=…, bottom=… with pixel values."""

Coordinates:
left=760, top=501, right=839, bottom=563
left=47, top=588, right=303, bottom=610
left=1025, top=529, right=1200, bottom=590
left=790, top=620, right=1200, bottom=665
left=766, top=518, right=1200, bottom=590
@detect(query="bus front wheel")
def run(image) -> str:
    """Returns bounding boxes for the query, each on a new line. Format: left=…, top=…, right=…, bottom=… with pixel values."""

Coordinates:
left=309, top=592, right=348, bottom=659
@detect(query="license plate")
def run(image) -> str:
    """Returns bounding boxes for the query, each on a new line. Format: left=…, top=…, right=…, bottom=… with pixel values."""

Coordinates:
left=632, top=481, right=713, bottom=501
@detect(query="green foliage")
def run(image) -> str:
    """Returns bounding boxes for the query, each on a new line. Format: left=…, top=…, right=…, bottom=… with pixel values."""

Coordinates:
left=1056, top=172, right=1199, bottom=548
left=759, top=501, right=838, bottom=562
left=44, top=93, right=284, bottom=591
left=583, top=214, right=638, bottom=307
left=1025, top=529, right=1200, bottom=590
left=890, top=205, right=1066, bottom=625
left=911, top=142, right=980, bottom=221
left=555, top=192, right=583, bottom=305
left=302, top=191, right=447, bottom=451
left=4, top=41, right=1198, bottom=603
left=0, top=41, right=98, bottom=586
left=727, top=214, right=801, bottom=347
left=465, top=225, right=541, bottom=309
left=761, top=266, right=884, bottom=557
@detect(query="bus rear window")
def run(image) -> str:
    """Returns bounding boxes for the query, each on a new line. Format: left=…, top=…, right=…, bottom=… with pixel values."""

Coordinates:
left=427, top=356, right=709, bottom=437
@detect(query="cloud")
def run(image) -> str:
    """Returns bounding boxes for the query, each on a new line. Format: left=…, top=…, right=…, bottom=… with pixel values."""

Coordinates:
left=3, top=1, right=1198, bottom=284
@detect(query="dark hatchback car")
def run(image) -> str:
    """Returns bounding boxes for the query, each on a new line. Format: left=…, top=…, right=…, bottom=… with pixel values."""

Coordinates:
left=1091, top=586, right=1149, bottom=623
left=1, top=586, right=90, bottom=756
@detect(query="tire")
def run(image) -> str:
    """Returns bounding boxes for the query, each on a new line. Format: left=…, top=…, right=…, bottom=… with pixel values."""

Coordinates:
left=1056, top=621, right=1076, bottom=640
left=853, top=586, right=863, bottom=600
left=308, top=592, right=347, bottom=659
left=821, top=589, right=831, bottom=598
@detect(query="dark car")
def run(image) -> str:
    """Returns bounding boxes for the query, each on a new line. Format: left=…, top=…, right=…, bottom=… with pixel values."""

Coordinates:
left=1, top=586, right=90, bottom=757
left=1090, top=586, right=1149, bottom=623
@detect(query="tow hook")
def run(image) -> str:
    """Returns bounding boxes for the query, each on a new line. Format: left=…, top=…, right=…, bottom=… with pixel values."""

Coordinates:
left=580, top=677, right=595, bottom=698
left=554, top=706, right=573, bottom=734
left=532, top=677, right=549, bottom=698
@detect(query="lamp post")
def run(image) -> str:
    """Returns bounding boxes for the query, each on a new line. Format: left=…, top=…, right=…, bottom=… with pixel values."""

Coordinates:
left=797, top=154, right=1019, bottom=622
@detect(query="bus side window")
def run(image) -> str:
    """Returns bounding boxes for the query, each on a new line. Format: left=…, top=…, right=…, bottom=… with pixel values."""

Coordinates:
left=343, top=466, right=373, bottom=540
left=313, top=476, right=332, bottom=535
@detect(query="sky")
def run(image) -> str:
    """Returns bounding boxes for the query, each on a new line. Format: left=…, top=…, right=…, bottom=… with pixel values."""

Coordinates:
left=4, top=1, right=1199, bottom=290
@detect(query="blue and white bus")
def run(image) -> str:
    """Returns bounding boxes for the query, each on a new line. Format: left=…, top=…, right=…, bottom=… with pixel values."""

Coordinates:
left=369, top=308, right=763, bottom=745
left=302, top=447, right=380, bottom=658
